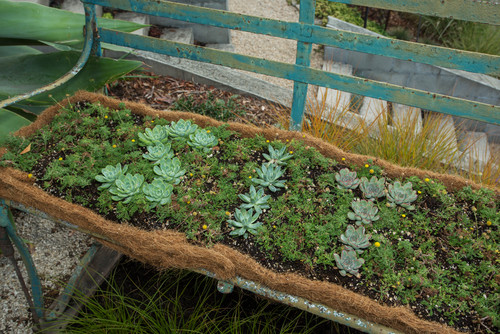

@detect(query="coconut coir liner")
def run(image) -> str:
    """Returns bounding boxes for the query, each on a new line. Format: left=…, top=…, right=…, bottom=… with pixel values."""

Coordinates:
left=2, top=91, right=494, bottom=334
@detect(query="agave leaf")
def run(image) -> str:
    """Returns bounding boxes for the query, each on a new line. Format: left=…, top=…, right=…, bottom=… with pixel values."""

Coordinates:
left=0, top=108, right=31, bottom=145
left=0, top=46, right=42, bottom=58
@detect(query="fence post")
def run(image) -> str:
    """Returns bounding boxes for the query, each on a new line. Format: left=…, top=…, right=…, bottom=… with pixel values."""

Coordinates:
left=290, top=0, right=316, bottom=131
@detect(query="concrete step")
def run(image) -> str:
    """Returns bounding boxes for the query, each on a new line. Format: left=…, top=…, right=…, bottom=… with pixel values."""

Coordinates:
left=460, top=131, right=492, bottom=168
left=206, top=43, right=235, bottom=53
left=392, top=103, right=422, bottom=134
left=114, top=12, right=150, bottom=36
left=161, top=27, right=194, bottom=44
left=359, top=97, right=387, bottom=124
left=317, top=62, right=353, bottom=114
left=61, top=0, right=102, bottom=16
left=426, top=113, right=458, bottom=152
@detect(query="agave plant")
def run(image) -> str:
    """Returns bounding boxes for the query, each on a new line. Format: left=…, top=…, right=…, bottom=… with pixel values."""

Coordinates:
left=335, top=168, right=360, bottom=190
left=347, top=199, right=380, bottom=225
left=153, top=158, right=186, bottom=185
left=142, top=179, right=173, bottom=209
left=108, top=173, right=144, bottom=204
left=167, top=119, right=198, bottom=139
left=227, top=208, right=263, bottom=239
left=142, top=143, right=174, bottom=164
left=188, top=130, right=218, bottom=154
left=138, top=125, right=170, bottom=146
left=340, top=225, right=372, bottom=254
left=334, top=249, right=365, bottom=277
left=252, top=164, right=286, bottom=192
left=360, top=176, right=386, bottom=200
left=387, top=181, right=418, bottom=210
left=95, top=163, right=128, bottom=190
left=263, top=145, right=293, bottom=166
left=238, top=185, right=271, bottom=214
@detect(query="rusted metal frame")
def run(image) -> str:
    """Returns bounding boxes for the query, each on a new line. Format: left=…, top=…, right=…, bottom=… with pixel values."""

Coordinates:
left=290, top=0, right=316, bottom=131
left=99, top=29, right=500, bottom=125
left=84, top=0, right=500, bottom=76
left=329, top=0, right=500, bottom=25
left=0, top=3, right=99, bottom=109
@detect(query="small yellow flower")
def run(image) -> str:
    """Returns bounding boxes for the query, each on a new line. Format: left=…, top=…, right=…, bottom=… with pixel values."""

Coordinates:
left=151, top=120, right=154, bottom=123
left=187, top=200, right=191, bottom=204
left=418, top=191, right=422, bottom=194
left=225, top=211, right=231, bottom=216
left=486, top=221, right=492, bottom=226
left=193, top=212, right=198, bottom=216
left=104, top=115, right=108, bottom=119
left=189, top=173, right=193, bottom=177
left=112, top=144, right=117, bottom=148
left=374, top=242, right=381, bottom=247
left=302, top=134, right=306, bottom=138
left=424, top=178, right=430, bottom=182
left=397, top=281, right=400, bottom=285
left=286, top=139, right=289, bottom=142
left=365, top=164, right=369, bottom=168
left=58, top=157, right=63, bottom=161
left=401, top=214, right=406, bottom=218
left=273, top=225, right=277, bottom=229
left=369, top=169, right=374, bottom=174
left=266, top=140, right=270, bottom=143
left=471, top=206, right=477, bottom=212
left=202, top=175, right=206, bottom=178
left=202, top=224, right=208, bottom=230
left=470, top=227, right=474, bottom=230
left=28, top=173, right=33, bottom=178
left=131, top=139, right=135, bottom=142
left=248, top=176, right=252, bottom=179
left=206, top=130, right=211, bottom=133
left=341, top=157, right=346, bottom=161
left=289, top=151, right=293, bottom=154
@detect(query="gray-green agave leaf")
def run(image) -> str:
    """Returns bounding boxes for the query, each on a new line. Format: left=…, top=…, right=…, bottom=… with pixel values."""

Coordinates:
left=109, top=173, right=144, bottom=204
left=347, top=199, right=380, bottom=225
left=95, top=163, right=128, bottom=190
left=138, top=125, right=169, bottom=146
left=238, top=185, right=271, bottom=214
left=167, top=119, right=198, bottom=139
left=188, top=129, right=218, bottom=154
left=263, top=145, right=293, bottom=166
left=360, top=176, right=385, bottom=200
left=340, top=225, right=372, bottom=254
left=227, top=208, right=263, bottom=239
left=334, top=249, right=365, bottom=277
left=153, top=158, right=186, bottom=185
left=335, top=168, right=360, bottom=190
left=142, top=143, right=174, bottom=164
left=142, top=179, right=173, bottom=209
left=252, top=164, right=286, bottom=192
left=387, top=181, right=418, bottom=210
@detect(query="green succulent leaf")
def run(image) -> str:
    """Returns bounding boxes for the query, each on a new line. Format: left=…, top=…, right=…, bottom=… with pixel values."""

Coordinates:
left=153, top=157, right=186, bottom=185
left=340, top=225, right=372, bottom=254
left=227, top=208, right=262, bottom=239
left=252, top=164, right=286, bottom=192
left=263, top=145, right=293, bottom=166
left=334, top=249, right=365, bottom=277
left=143, top=143, right=174, bottom=164
left=335, top=168, right=360, bottom=190
left=167, top=119, right=198, bottom=139
left=360, top=176, right=386, bottom=200
left=109, top=173, right=144, bottom=204
left=95, top=163, right=128, bottom=190
left=387, top=181, right=418, bottom=210
left=142, top=178, right=173, bottom=209
left=188, top=129, right=218, bottom=154
left=138, top=125, right=170, bottom=146
left=347, top=199, right=380, bottom=225
left=238, top=185, right=271, bottom=214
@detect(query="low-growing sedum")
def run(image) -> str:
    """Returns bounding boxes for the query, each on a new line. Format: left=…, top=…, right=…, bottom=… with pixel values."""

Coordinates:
left=153, top=158, right=186, bottom=185
left=335, top=168, right=360, bottom=190
left=142, top=143, right=174, bottom=164
left=142, top=179, right=174, bottom=209
left=340, top=225, right=372, bottom=254
left=387, top=181, right=418, bottom=210
left=238, top=185, right=271, bottom=214
left=167, top=119, right=198, bottom=139
left=347, top=199, right=380, bottom=225
left=263, top=145, right=293, bottom=166
left=252, top=164, right=286, bottom=192
left=334, top=249, right=365, bottom=277
left=188, top=129, right=218, bottom=154
left=138, top=125, right=169, bottom=146
left=360, top=176, right=386, bottom=200
left=227, top=208, right=263, bottom=239
left=109, top=173, right=144, bottom=204
left=95, top=163, right=128, bottom=190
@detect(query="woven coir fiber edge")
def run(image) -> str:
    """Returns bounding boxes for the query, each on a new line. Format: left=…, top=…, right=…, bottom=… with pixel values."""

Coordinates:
left=2, top=91, right=496, bottom=334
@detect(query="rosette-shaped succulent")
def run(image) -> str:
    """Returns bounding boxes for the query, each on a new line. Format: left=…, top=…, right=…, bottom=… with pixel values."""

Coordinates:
left=142, top=179, right=174, bottom=209
left=387, top=181, right=418, bottom=210
left=153, top=158, right=186, bottom=185
left=263, top=145, right=293, bottom=166
left=335, top=168, right=360, bottom=190
left=188, top=130, right=218, bottom=154
left=334, top=249, right=365, bottom=277
left=238, top=185, right=271, bottom=214
left=138, top=125, right=169, bottom=146
left=340, top=225, right=372, bottom=254
left=347, top=199, right=380, bottom=225
left=167, top=119, right=198, bottom=139
left=360, top=176, right=385, bottom=200
left=109, top=173, right=144, bottom=204
left=227, top=208, right=263, bottom=239
left=95, top=163, right=128, bottom=190
left=142, top=143, right=174, bottom=164
left=252, top=164, right=286, bottom=192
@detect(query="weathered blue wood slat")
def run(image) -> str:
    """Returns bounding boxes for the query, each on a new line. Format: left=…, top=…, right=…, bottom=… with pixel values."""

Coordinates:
left=86, top=0, right=500, bottom=76
left=331, top=0, right=500, bottom=25
left=99, top=29, right=500, bottom=125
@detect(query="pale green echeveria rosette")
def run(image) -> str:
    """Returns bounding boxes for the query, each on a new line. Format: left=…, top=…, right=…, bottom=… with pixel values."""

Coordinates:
left=238, top=185, right=271, bottom=214
left=138, top=125, right=170, bottom=146
left=227, top=208, right=263, bottom=239
left=167, top=119, right=198, bottom=139
left=108, top=173, right=144, bottom=204
left=143, top=143, right=174, bottom=164
left=142, top=178, right=174, bottom=209
left=95, top=163, right=128, bottom=190
left=187, top=129, right=218, bottom=154
left=153, top=157, right=186, bottom=185
left=252, top=164, right=286, bottom=192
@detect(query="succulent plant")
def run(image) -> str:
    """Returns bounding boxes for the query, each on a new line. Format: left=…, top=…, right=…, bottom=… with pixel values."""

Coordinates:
left=263, top=145, right=293, bottom=166
left=347, top=199, right=380, bottom=225
left=95, top=163, right=128, bottom=190
left=340, top=225, right=372, bottom=254
left=142, top=179, right=174, bottom=209
left=142, top=143, right=174, bottom=164
left=153, top=158, right=186, bottom=185
left=227, top=208, right=263, bottom=239
left=108, top=173, right=144, bottom=204
left=334, top=249, right=365, bottom=277
left=188, top=130, right=218, bottom=154
left=387, top=181, right=418, bottom=210
left=138, top=125, right=169, bottom=146
left=167, top=119, right=198, bottom=139
left=360, top=176, right=386, bottom=200
left=252, top=164, right=286, bottom=192
left=238, top=185, right=271, bottom=214
left=335, top=168, right=360, bottom=190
